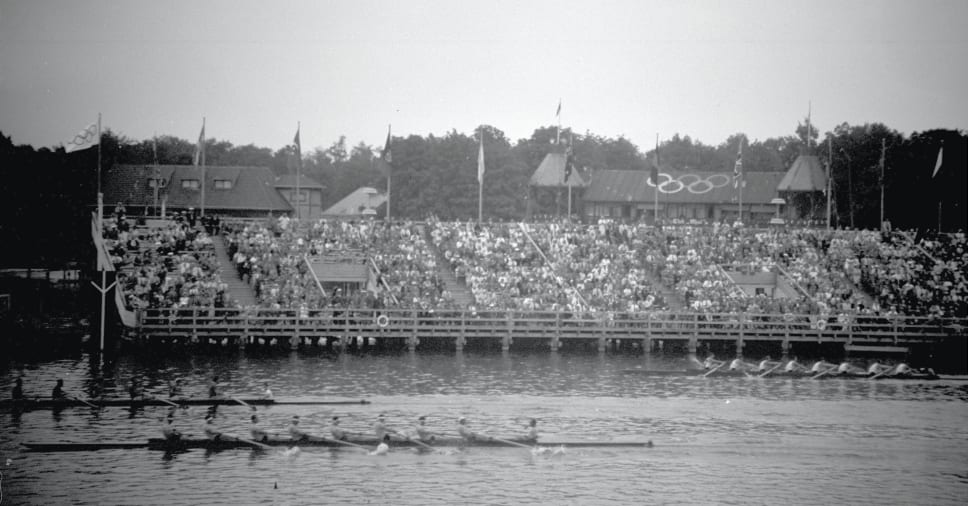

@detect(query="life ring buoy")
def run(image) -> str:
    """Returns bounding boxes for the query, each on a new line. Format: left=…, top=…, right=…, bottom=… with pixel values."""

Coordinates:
left=376, top=314, right=390, bottom=328
left=817, top=319, right=827, bottom=331
left=783, top=313, right=795, bottom=323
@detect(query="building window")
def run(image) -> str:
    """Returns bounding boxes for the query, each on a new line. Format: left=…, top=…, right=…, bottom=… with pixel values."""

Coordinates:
left=181, top=179, right=200, bottom=190
left=214, top=179, right=233, bottom=190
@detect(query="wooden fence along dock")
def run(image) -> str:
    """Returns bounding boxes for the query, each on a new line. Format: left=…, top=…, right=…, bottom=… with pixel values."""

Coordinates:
left=131, top=307, right=966, bottom=356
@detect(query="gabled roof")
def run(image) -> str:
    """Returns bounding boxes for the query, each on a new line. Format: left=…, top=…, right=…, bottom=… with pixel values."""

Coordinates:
left=529, top=150, right=589, bottom=188
left=322, top=187, right=386, bottom=216
left=105, top=165, right=292, bottom=211
left=274, top=174, right=325, bottom=189
left=583, top=170, right=784, bottom=204
left=777, top=155, right=827, bottom=192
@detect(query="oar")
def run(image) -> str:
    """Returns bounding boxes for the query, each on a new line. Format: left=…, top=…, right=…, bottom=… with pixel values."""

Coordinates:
left=482, top=434, right=535, bottom=450
left=224, top=434, right=273, bottom=451
left=148, top=396, right=181, bottom=408
left=309, top=434, right=370, bottom=452
left=71, top=396, right=99, bottom=409
left=703, top=362, right=725, bottom=378
left=811, top=365, right=838, bottom=380
left=390, top=430, right=440, bottom=453
left=232, top=397, right=255, bottom=411
left=758, top=362, right=784, bottom=378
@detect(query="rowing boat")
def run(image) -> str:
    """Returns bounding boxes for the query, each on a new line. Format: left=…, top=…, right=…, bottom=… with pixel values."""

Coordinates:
left=22, top=437, right=655, bottom=452
left=620, top=369, right=963, bottom=380
left=0, top=398, right=371, bottom=410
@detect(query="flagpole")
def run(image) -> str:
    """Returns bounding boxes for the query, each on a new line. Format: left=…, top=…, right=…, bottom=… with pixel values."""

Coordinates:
left=738, top=141, right=744, bottom=224
left=556, top=99, right=561, bottom=145
left=97, top=113, right=103, bottom=230
left=478, top=127, right=483, bottom=223
left=826, top=134, right=832, bottom=230
left=654, top=133, right=659, bottom=225
left=879, top=138, right=885, bottom=228
left=200, top=117, right=206, bottom=217
left=386, top=124, right=391, bottom=221
left=295, top=121, right=301, bottom=221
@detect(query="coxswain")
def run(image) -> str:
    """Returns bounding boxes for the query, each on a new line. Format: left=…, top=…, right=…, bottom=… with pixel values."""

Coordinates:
left=524, top=419, right=539, bottom=442
left=288, top=415, right=309, bottom=442
left=837, top=361, right=865, bottom=376
left=415, top=416, right=435, bottom=443
left=369, top=434, right=391, bottom=456
left=162, top=414, right=182, bottom=442
left=208, top=375, right=221, bottom=398
left=52, top=379, right=67, bottom=400
left=128, top=379, right=145, bottom=401
left=328, top=416, right=347, bottom=440
left=203, top=414, right=222, bottom=441
left=373, top=414, right=390, bottom=440
left=250, top=413, right=269, bottom=442
left=12, top=378, right=24, bottom=400
left=260, top=382, right=273, bottom=400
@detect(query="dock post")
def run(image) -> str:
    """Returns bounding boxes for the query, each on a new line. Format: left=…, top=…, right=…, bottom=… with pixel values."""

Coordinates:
left=502, top=311, right=512, bottom=352
left=553, top=311, right=561, bottom=351
left=781, top=339, right=790, bottom=361
left=687, top=336, right=698, bottom=354
left=456, top=311, right=466, bottom=352
left=736, top=312, right=745, bottom=358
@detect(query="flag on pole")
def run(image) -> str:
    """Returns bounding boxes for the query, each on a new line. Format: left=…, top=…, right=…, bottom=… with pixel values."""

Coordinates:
left=733, top=140, right=743, bottom=188
left=64, top=122, right=99, bottom=153
left=152, top=136, right=158, bottom=165
left=477, top=133, right=485, bottom=184
left=376, top=124, right=392, bottom=177
left=932, top=144, right=943, bottom=178
left=193, top=120, right=205, bottom=166
left=293, top=126, right=302, bottom=166
left=650, top=135, right=660, bottom=185
left=555, top=99, right=561, bottom=119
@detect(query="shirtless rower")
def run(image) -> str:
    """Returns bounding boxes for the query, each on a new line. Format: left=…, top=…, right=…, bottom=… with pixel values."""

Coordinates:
left=414, top=416, right=435, bottom=443
left=369, top=434, right=391, bottom=456
left=250, top=413, right=269, bottom=442
left=12, top=378, right=24, bottom=400
left=524, top=419, right=539, bottom=442
left=52, top=379, right=67, bottom=400
left=328, top=416, right=347, bottom=440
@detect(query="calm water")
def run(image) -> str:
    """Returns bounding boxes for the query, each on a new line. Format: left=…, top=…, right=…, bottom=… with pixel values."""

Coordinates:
left=2, top=346, right=967, bottom=505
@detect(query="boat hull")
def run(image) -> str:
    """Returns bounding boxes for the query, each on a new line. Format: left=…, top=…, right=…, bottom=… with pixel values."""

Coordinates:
left=0, top=398, right=370, bottom=410
left=23, top=437, right=654, bottom=452
left=620, top=369, right=945, bottom=380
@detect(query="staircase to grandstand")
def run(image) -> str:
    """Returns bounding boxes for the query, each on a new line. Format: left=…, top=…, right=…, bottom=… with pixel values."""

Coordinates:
left=417, top=225, right=476, bottom=308
left=642, top=270, right=687, bottom=311
left=212, top=235, right=257, bottom=307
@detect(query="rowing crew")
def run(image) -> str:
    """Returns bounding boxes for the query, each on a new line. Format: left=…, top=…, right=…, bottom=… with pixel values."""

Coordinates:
left=8, top=376, right=275, bottom=403
left=167, top=412, right=540, bottom=449
left=702, top=355, right=933, bottom=378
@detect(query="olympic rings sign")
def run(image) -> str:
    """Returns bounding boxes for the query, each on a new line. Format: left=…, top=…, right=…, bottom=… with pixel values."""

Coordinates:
left=647, top=173, right=732, bottom=194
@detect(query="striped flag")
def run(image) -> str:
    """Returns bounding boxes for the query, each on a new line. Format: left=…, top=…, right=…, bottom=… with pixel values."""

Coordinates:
left=733, top=141, right=743, bottom=188
left=477, top=132, right=485, bottom=184
left=64, top=122, right=99, bottom=153
left=932, top=144, right=943, bottom=178
left=193, top=119, right=205, bottom=166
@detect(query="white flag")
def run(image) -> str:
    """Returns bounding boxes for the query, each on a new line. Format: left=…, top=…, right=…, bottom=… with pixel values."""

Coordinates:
left=932, top=145, right=943, bottom=178
left=65, top=123, right=98, bottom=153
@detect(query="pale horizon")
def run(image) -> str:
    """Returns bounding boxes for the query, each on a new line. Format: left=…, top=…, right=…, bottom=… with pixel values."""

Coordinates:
left=1, top=0, right=966, bottom=153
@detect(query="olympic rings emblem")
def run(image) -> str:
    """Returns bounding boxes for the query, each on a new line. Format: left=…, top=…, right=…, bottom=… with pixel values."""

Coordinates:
left=647, top=172, right=732, bottom=195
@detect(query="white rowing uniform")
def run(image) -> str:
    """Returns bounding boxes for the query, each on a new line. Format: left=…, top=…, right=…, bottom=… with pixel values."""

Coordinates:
left=162, top=423, right=181, bottom=441
left=838, top=362, right=851, bottom=374
left=525, top=425, right=538, bottom=441
left=289, top=421, right=308, bottom=441
left=758, top=360, right=771, bottom=372
left=457, top=422, right=476, bottom=441
left=203, top=419, right=221, bottom=440
left=784, top=360, right=799, bottom=373
left=251, top=420, right=268, bottom=442
left=703, top=357, right=718, bottom=369
left=415, top=423, right=434, bottom=442
left=867, top=363, right=883, bottom=375
left=895, top=363, right=911, bottom=375
left=729, top=359, right=745, bottom=371
left=810, top=361, right=829, bottom=373
left=261, top=387, right=273, bottom=400
left=329, top=421, right=346, bottom=440
left=373, top=419, right=388, bottom=440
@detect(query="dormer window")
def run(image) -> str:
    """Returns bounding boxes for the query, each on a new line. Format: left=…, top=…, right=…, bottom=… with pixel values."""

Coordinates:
left=214, top=179, right=233, bottom=190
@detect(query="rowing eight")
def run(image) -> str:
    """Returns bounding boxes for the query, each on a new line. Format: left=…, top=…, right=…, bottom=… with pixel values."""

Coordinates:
left=0, top=398, right=371, bottom=410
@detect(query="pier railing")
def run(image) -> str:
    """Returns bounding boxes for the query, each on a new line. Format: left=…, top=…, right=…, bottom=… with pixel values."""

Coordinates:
left=135, top=307, right=966, bottom=350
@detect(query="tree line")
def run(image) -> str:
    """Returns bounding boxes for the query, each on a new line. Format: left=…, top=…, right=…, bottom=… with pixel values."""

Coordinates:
left=0, top=120, right=963, bottom=267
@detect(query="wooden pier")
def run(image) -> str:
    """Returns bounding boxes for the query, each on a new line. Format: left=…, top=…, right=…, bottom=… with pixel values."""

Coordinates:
left=132, top=307, right=966, bottom=358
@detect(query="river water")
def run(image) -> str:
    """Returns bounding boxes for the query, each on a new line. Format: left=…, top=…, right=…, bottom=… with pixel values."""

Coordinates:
left=2, top=346, right=967, bottom=505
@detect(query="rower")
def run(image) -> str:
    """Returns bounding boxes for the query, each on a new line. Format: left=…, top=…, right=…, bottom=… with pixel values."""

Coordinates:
left=867, top=361, right=892, bottom=376
left=203, top=414, right=222, bottom=441
left=369, top=434, right=391, bottom=456
left=260, top=382, right=273, bottom=400
left=52, top=379, right=66, bottom=400
left=524, top=418, right=538, bottom=442
left=128, top=379, right=145, bottom=401
left=12, top=377, right=24, bottom=400
left=328, top=416, right=347, bottom=440
left=893, top=362, right=912, bottom=376
left=373, top=414, right=390, bottom=439
left=288, top=415, right=309, bottom=442
left=457, top=417, right=479, bottom=442
left=703, top=354, right=725, bottom=370
left=208, top=375, right=220, bottom=398
left=250, top=413, right=269, bottom=442
left=415, top=416, right=435, bottom=443
left=728, top=358, right=752, bottom=372
left=168, top=379, right=183, bottom=399
left=162, top=414, right=182, bottom=442
left=810, top=359, right=837, bottom=374
left=784, top=357, right=807, bottom=373
left=757, top=356, right=780, bottom=373
left=837, top=361, right=865, bottom=375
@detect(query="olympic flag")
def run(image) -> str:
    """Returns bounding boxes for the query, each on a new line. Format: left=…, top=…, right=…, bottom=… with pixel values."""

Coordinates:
left=64, top=122, right=99, bottom=153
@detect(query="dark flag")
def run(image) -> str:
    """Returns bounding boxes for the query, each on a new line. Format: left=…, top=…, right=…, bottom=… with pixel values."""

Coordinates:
left=650, top=135, right=660, bottom=185
left=377, top=124, right=392, bottom=177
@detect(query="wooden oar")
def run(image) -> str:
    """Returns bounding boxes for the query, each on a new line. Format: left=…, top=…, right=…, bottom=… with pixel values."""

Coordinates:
left=148, top=396, right=180, bottom=408
left=870, top=365, right=896, bottom=380
left=484, top=435, right=535, bottom=450
left=702, top=362, right=725, bottom=378
left=224, top=434, right=273, bottom=451
left=390, top=430, right=440, bottom=453
left=309, top=434, right=370, bottom=452
left=811, top=365, right=838, bottom=380
left=758, top=362, right=784, bottom=378
left=232, top=397, right=255, bottom=411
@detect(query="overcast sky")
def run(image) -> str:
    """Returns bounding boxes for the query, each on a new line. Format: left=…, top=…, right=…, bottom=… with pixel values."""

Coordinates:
left=1, top=0, right=966, bottom=153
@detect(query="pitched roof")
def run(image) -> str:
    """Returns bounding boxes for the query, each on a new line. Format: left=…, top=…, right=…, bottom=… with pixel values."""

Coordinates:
left=777, top=154, right=827, bottom=192
left=529, top=150, right=589, bottom=188
left=583, top=170, right=784, bottom=204
left=322, top=187, right=386, bottom=216
left=104, top=165, right=293, bottom=212
left=274, top=174, right=325, bottom=189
